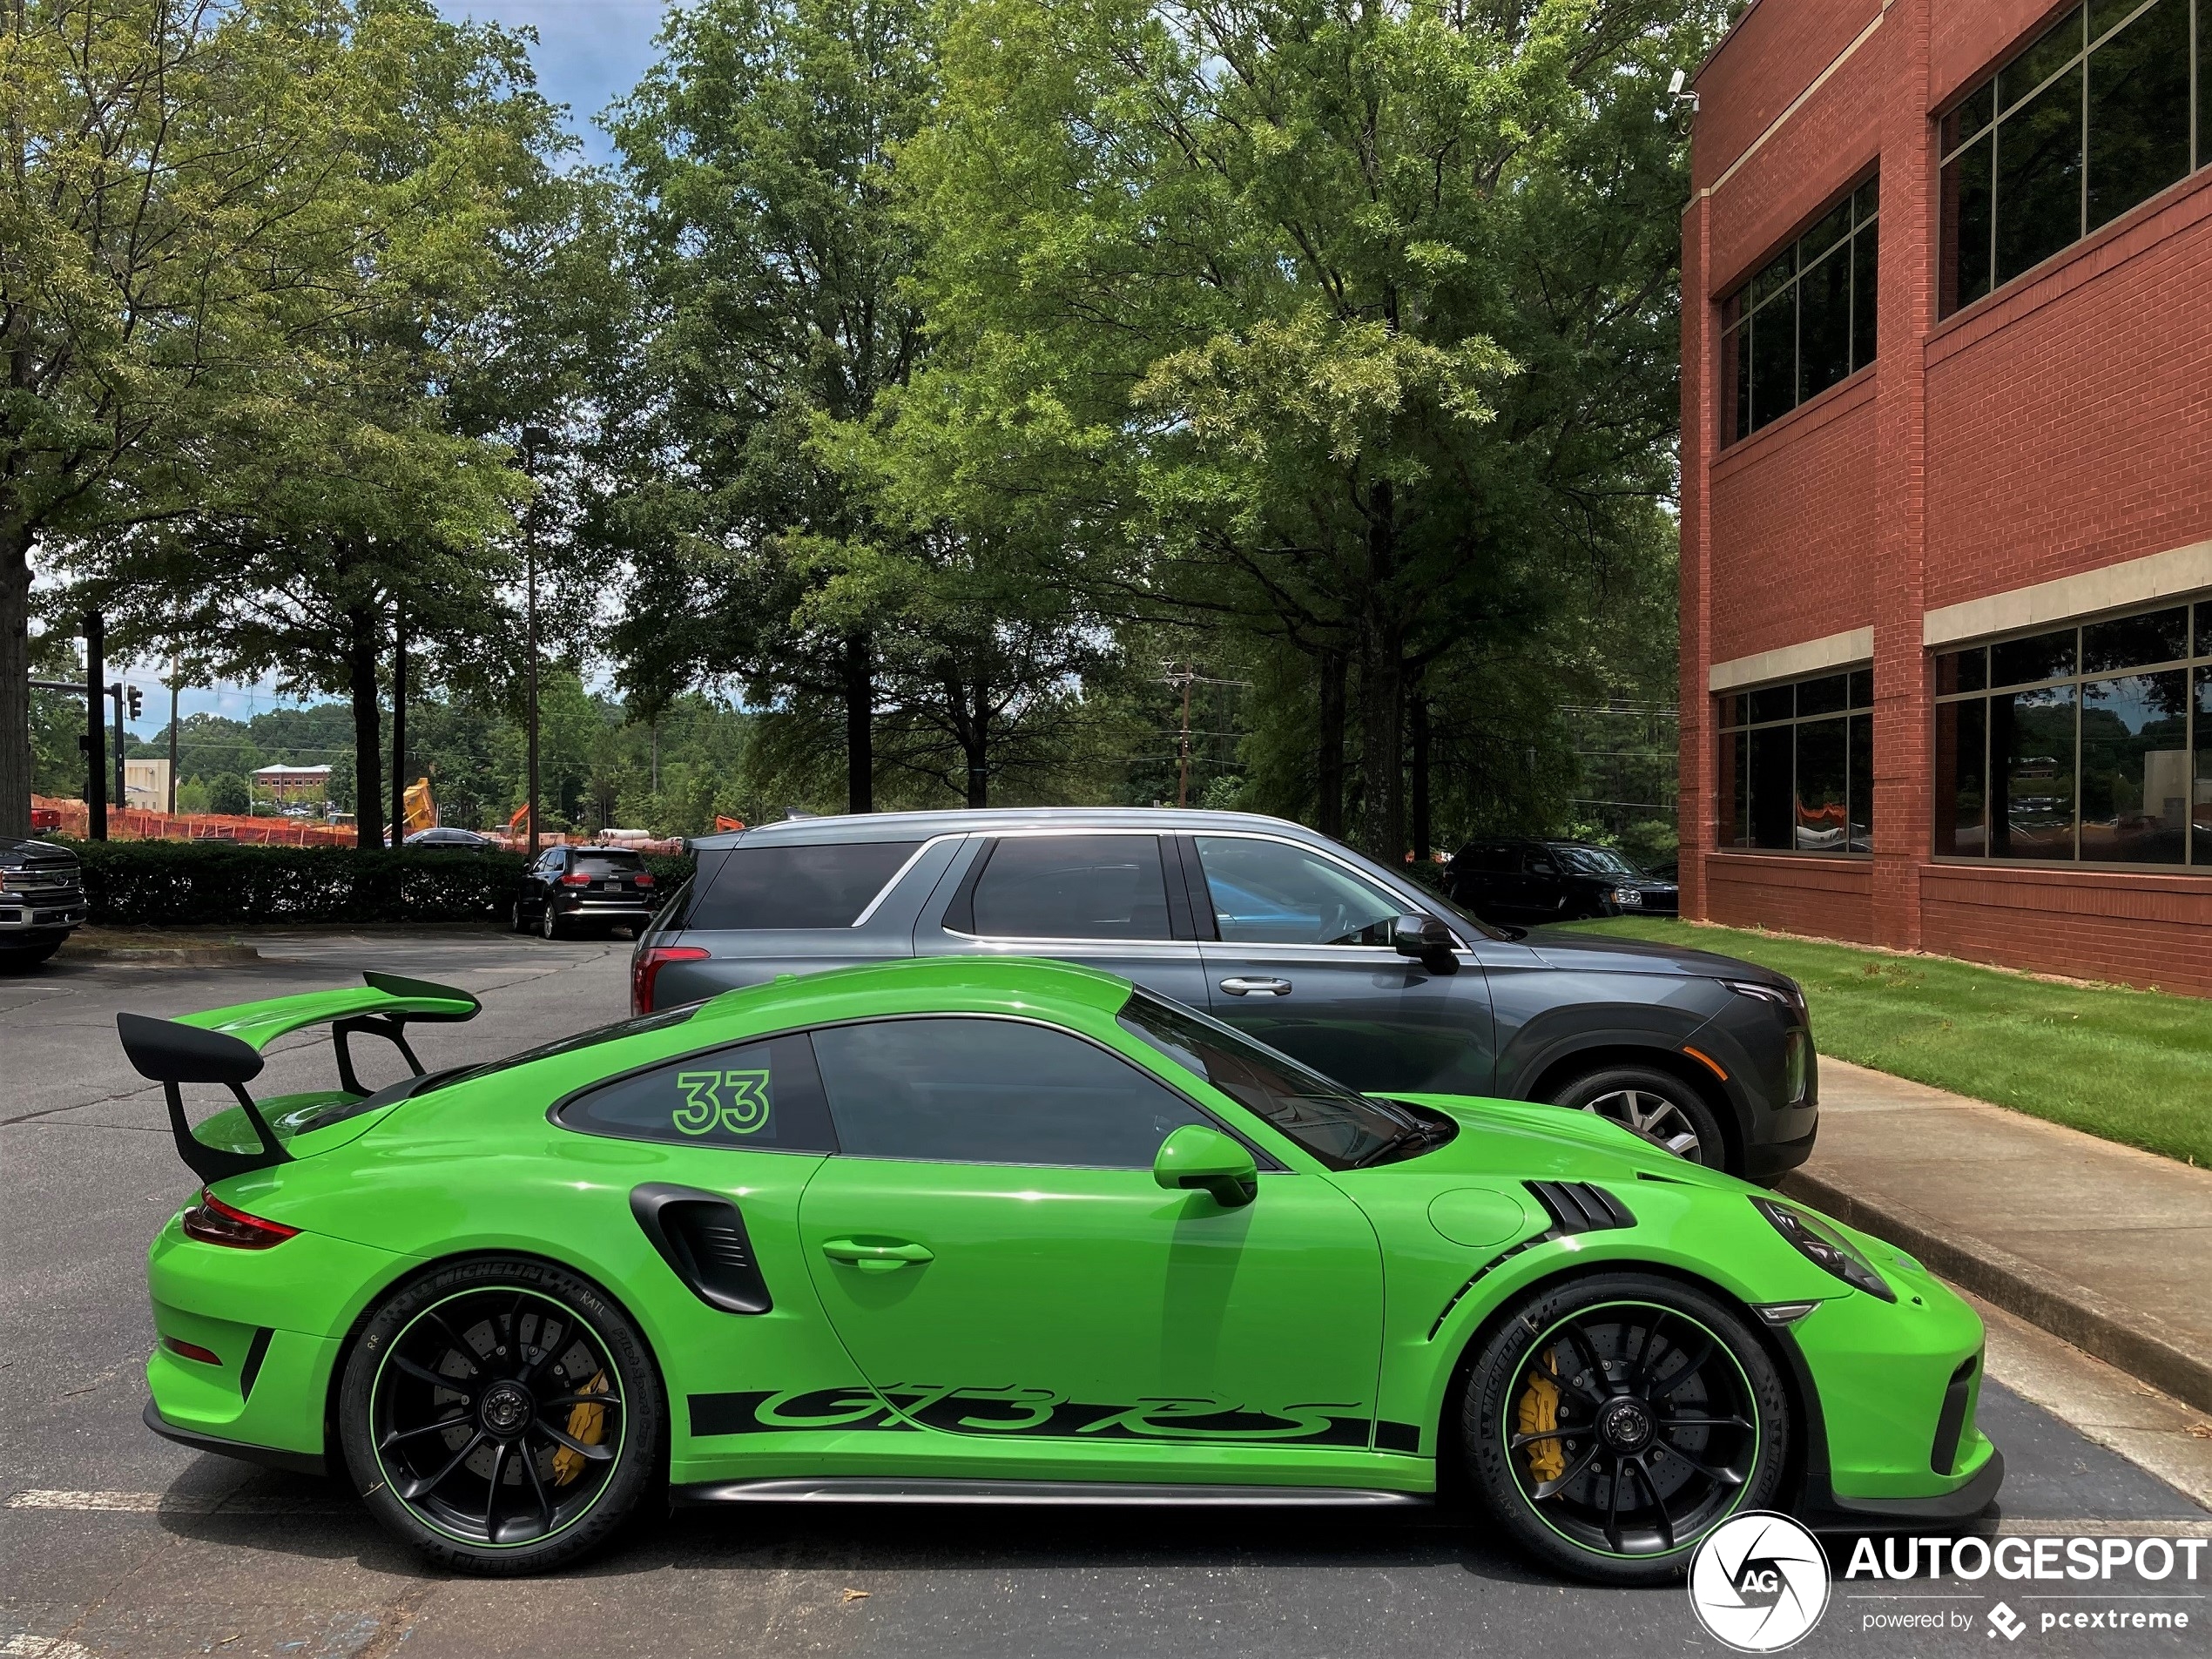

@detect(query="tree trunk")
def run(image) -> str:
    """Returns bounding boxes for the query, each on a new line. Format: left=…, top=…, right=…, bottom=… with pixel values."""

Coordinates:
left=1316, top=648, right=1347, bottom=840
left=0, top=517, right=30, bottom=839
left=965, top=676, right=989, bottom=808
left=1410, top=685, right=1431, bottom=862
left=843, top=630, right=873, bottom=814
left=347, top=603, right=385, bottom=851
left=1355, top=479, right=1404, bottom=861
left=389, top=610, right=407, bottom=842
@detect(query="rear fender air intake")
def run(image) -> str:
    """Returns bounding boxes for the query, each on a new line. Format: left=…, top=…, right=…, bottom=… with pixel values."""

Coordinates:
left=630, top=1184, right=772, bottom=1315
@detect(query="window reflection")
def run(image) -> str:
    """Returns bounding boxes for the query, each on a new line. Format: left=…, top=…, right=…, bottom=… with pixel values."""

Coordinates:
left=1991, top=686, right=2079, bottom=860
left=2078, top=672, right=2188, bottom=864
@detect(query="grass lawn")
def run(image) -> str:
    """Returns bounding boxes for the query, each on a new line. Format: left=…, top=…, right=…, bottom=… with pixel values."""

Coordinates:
left=1548, top=917, right=2212, bottom=1169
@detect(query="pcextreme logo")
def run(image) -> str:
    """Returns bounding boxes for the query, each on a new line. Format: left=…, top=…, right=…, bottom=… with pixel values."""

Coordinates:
left=1688, top=1511, right=1832, bottom=1652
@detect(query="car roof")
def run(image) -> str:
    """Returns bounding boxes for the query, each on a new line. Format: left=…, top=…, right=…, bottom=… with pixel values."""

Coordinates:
left=685, top=955, right=1137, bottom=1038
left=686, top=806, right=1322, bottom=853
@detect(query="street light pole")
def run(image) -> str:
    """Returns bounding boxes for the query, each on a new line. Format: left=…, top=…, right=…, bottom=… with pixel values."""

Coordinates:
left=82, top=613, right=106, bottom=841
left=521, top=427, right=550, bottom=858
left=166, top=661, right=179, bottom=814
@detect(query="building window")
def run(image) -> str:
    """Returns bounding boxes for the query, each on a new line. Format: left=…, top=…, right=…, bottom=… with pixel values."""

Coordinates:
left=1940, top=0, right=2204, bottom=316
left=1719, top=178, right=1878, bottom=444
left=1716, top=667, right=1875, bottom=853
left=1935, top=600, right=2212, bottom=865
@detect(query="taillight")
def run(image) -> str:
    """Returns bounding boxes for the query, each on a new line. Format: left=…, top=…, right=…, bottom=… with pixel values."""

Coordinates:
left=181, top=1190, right=300, bottom=1249
left=633, top=872, right=655, bottom=887
left=632, top=944, right=708, bottom=1015
left=559, top=872, right=590, bottom=887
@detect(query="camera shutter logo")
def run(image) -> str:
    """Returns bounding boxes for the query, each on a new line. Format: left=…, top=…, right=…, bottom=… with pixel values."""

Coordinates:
left=1687, top=1511, right=1831, bottom=1652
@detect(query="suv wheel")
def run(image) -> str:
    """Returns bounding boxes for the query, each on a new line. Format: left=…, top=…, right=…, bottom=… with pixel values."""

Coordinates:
left=540, top=902, right=564, bottom=941
left=1548, top=1065, right=1726, bottom=1169
left=1461, top=1272, right=1789, bottom=1585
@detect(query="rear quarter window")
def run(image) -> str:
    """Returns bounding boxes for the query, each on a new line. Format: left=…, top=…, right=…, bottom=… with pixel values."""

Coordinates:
left=687, top=840, right=922, bottom=930
left=556, top=1032, right=836, bottom=1151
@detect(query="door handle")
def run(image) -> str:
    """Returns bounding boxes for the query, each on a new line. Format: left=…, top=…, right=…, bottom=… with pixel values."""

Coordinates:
left=1218, top=976, right=1292, bottom=996
left=820, top=1238, right=934, bottom=1271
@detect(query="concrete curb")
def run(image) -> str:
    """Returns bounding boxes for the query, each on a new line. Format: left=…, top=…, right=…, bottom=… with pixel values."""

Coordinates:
left=1780, top=1168, right=2212, bottom=1419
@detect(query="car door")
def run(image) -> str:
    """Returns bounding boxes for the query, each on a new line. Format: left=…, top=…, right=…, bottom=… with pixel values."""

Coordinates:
left=914, top=831, right=1212, bottom=1007
left=1187, top=832, right=1495, bottom=1096
left=523, top=849, right=563, bottom=919
left=795, top=1015, right=1384, bottom=1454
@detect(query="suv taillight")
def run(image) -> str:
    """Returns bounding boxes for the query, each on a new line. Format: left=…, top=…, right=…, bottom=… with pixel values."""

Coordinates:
left=181, top=1190, right=299, bottom=1249
left=632, top=944, right=708, bottom=1015
left=633, top=872, right=655, bottom=887
left=559, top=872, right=590, bottom=887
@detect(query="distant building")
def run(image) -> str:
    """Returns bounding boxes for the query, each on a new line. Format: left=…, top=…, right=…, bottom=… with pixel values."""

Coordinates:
left=1679, top=0, right=2212, bottom=995
left=124, top=758, right=169, bottom=813
left=251, top=764, right=333, bottom=805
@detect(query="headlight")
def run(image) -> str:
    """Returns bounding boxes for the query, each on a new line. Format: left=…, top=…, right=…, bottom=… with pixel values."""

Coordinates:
left=1726, top=978, right=1805, bottom=1015
left=1751, top=1197, right=1895, bottom=1301
left=1608, top=887, right=1643, bottom=907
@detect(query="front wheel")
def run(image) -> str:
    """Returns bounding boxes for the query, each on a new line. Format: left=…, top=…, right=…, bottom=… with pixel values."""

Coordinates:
left=1461, top=1273, right=1790, bottom=1585
left=337, top=1256, right=665, bottom=1575
left=1549, top=1065, right=1728, bottom=1169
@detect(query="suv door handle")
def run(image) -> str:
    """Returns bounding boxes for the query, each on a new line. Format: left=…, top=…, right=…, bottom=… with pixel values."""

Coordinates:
left=820, top=1238, right=934, bottom=1271
left=1218, top=976, right=1292, bottom=996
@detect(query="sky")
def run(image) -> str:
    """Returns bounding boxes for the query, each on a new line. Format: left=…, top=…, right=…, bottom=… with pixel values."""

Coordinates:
left=95, top=2, right=664, bottom=741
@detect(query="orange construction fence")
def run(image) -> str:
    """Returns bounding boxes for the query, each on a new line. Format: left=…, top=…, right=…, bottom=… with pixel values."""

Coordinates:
left=31, top=795, right=685, bottom=854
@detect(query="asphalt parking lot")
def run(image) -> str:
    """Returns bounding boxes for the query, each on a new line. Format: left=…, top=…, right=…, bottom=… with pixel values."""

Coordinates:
left=3, top=930, right=2206, bottom=1657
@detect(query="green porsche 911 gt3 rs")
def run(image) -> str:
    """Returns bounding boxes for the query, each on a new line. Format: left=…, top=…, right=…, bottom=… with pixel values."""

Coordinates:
left=120, top=958, right=2000, bottom=1581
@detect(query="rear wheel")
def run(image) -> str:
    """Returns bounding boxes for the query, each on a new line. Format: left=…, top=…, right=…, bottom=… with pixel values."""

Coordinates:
left=539, top=902, right=563, bottom=941
left=1548, top=1065, right=1727, bottom=1169
left=1461, top=1272, right=1788, bottom=1585
left=337, top=1256, right=664, bottom=1575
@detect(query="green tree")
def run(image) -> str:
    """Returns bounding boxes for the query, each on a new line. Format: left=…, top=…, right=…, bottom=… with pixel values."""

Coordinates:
left=600, top=0, right=934, bottom=813
left=880, top=0, right=1716, bottom=856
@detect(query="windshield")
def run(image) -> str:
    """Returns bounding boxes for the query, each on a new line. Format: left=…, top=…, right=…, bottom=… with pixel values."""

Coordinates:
left=1116, top=990, right=1415, bottom=1170
left=1552, top=845, right=1641, bottom=877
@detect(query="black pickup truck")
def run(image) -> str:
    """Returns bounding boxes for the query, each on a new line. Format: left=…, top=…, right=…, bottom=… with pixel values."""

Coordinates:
left=0, top=838, right=88, bottom=968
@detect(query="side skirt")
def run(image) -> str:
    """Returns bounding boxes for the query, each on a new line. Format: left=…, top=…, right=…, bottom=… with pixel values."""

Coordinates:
left=674, top=1476, right=1433, bottom=1508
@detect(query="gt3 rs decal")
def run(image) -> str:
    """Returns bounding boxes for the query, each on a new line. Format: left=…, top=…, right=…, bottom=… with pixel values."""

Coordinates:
left=688, top=1385, right=1386, bottom=1447
left=670, top=1068, right=772, bottom=1137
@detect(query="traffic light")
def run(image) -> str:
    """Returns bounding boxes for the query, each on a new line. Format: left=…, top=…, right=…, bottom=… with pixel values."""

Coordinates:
left=125, top=685, right=143, bottom=721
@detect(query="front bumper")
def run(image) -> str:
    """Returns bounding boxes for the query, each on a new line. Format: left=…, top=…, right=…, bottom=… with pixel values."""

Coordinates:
left=0, top=892, right=85, bottom=932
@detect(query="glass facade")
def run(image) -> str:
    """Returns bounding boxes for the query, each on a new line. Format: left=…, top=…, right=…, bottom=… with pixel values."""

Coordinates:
left=1940, top=0, right=2210, bottom=315
left=1934, top=600, right=2212, bottom=865
left=1719, top=178, right=1879, bottom=444
left=1716, top=668, right=1875, bottom=853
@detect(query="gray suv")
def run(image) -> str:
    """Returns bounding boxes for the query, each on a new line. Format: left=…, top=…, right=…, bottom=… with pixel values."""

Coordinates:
left=632, top=809, right=1817, bottom=1180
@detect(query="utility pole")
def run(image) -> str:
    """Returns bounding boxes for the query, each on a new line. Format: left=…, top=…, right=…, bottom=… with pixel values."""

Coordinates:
left=1176, top=664, right=1194, bottom=806
left=166, top=661, right=179, bottom=813
left=111, top=684, right=126, bottom=809
left=82, top=613, right=106, bottom=840
left=520, top=428, right=550, bottom=857
left=390, top=606, right=408, bottom=846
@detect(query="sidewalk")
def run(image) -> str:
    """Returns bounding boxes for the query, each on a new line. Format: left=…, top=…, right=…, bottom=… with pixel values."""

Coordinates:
left=1782, top=1057, right=2212, bottom=1414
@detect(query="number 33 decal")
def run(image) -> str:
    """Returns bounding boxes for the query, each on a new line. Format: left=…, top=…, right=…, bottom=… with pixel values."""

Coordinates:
left=671, top=1069, right=773, bottom=1136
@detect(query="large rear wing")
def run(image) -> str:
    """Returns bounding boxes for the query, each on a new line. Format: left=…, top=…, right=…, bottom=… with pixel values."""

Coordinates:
left=116, top=973, right=480, bottom=1182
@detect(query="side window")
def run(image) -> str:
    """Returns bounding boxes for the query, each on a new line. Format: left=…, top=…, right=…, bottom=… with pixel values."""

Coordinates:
left=968, top=835, right=1171, bottom=940
left=557, top=1032, right=836, bottom=1152
left=1191, top=836, right=1405, bottom=947
left=687, top=840, right=922, bottom=930
left=811, top=1017, right=1210, bottom=1168
left=1462, top=844, right=1515, bottom=873
left=1524, top=848, right=1558, bottom=874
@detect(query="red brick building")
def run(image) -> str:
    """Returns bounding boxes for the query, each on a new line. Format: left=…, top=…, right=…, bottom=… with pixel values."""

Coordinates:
left=1679, top=0, right=2212, bottom=994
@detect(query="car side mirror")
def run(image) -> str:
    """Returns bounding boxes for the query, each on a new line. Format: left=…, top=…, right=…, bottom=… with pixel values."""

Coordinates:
left=1153, top=1124, right=1258, bottom=1209
left=1392, top=913, right=1456, bottom=969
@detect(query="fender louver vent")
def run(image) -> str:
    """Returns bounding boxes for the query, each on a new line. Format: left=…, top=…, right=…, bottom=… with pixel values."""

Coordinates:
left=631, top=1184, right=772, bottom=1315
left=1524, top=1180, right=1635, bottom=1234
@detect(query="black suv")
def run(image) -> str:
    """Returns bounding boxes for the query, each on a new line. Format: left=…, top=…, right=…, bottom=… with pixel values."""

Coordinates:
left=0, top=837, right=88, bottom=968
left=1446, top=838, right=1680, bottom=926
left=513, top=845, right=661, bottom=939
left=632, top=810, right=1814, bottom=1180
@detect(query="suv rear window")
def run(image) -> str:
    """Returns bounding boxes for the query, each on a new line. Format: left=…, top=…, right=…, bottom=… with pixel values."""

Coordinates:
left=688, top=840, right=922, bottom=930
left=574, top=852, right=644, bottom=875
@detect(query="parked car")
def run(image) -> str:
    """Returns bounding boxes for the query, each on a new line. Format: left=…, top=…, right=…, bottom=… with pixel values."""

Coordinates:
left=401, top=827, right=499, bottom=852
left=0, top=837, right=89, bottom=969
left=632, top=810, right=1815, bottom=1180
left=29, top=806, right=61, bottom=832
left=514, top=844, right=660, bottom=940
left=1445, top=839, right=1680, bottom=926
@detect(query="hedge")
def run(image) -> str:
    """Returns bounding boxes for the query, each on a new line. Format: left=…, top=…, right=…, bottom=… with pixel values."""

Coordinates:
left=64, top=839, right=695, bottom=927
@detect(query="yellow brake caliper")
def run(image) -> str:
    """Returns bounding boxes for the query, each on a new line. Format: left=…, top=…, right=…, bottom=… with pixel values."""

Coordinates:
left=1517, top=1352, right=1565, bottom=1484
left=552, top=1370, right=610, bottom=1487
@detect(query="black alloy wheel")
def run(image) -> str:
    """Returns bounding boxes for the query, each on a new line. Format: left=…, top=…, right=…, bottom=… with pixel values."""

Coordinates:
left=340, top=1257, right=664, bottom=1573
left=1463, top=1273, right=1788, bottom=1585
left=1549, top=1065, right=1727, bottom=1169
